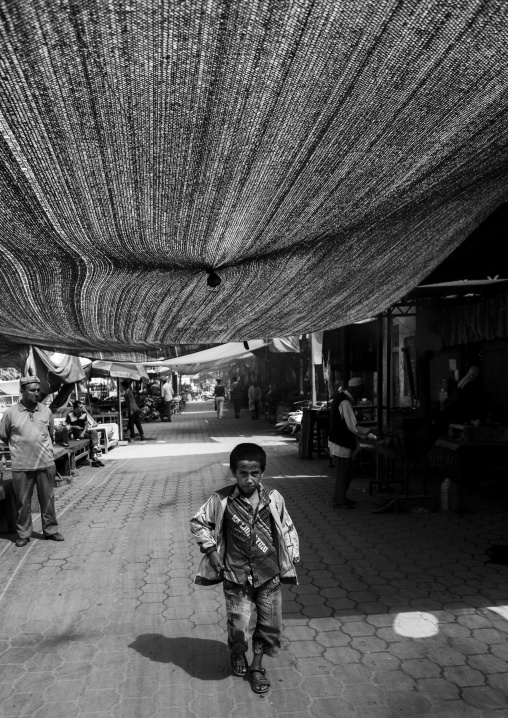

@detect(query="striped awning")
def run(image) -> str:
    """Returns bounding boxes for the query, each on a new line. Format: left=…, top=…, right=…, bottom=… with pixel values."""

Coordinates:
left=1, top=1, right=507, bottom=354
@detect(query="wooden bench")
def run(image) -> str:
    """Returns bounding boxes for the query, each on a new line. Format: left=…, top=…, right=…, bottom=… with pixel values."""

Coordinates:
left=0, top=476, right=16, bottom=533
left=54, top=439, right=90, bottom=477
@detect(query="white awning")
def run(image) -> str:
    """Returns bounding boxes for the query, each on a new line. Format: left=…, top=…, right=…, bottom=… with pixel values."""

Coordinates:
left=145, top=341, right=266, bottom=374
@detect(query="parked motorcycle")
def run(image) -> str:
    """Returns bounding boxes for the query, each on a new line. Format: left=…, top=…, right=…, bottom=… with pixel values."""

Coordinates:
left=139, top=396, right=160, bottom=421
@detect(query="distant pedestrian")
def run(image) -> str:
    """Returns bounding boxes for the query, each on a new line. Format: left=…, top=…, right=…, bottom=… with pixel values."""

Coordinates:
left=121, top=380, right=145, bottom=441
left=328, top=377, right=377, bottom=509
left=0, top=376, right=64, bottom=547
left=248, top=381, right=262, bottom=420
left=161, top=377, right=174, bottom=422
left=148, top=380, right=161, bottom=398
left=230, top=376, right=243, bottom=419
left=214, top=378, right=226, bottom=418
left=191, top=442, right=299, bottom=694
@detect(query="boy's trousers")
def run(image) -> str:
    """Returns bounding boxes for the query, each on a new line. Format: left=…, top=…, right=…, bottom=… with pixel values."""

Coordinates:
left=223, top=575, right=282, bottom=656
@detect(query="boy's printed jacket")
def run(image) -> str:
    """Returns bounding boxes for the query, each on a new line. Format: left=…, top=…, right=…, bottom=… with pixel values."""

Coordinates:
left=190, top=483, right=300, bottom=585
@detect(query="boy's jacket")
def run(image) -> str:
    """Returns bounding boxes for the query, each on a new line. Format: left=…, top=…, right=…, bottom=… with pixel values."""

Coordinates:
left=190, top=483, right=300, bottom=585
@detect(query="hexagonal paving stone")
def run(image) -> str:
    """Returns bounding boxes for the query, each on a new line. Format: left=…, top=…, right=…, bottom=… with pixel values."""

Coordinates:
left=112, top=697, right=159, bottom=717
left=426, top=645, right=467, bottom=666
left=189, top=693, right=234, bottom=717
left=300, top=674, right=343, bottom=697
left=350, top=636, right=387, bottom=653
left=362, top=653, right=400, bottom=672
left=287, top=641, right=323, bottom=658
left=444, top=665, right=485, bottom=687
left=402, top=658, right=441, bottom=679
left=1, top=691, right=44, bottom=716
left=416, top=677, right=460, bottom=700
left=295, top=657, right=334, bottom=675
left=462, top=685, right=508, bottom=709
left=323, top=647, right=361, bottom=665
left=0, top=647, right=37, bottom=664
left=472, top=629, right=507, bottom=644
left=309, top=696, right=356, bottom=718
left=315, top=631, right=350, bottom=648
left=487, top=672, right=508, bottom=695
left=33, top=701, right=80, bottom=718
left=385, top=689, right=433, bottom=715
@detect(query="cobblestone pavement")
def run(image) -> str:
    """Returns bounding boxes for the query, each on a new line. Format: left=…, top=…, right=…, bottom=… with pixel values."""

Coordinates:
left=1, top=400, right=507, bottom=717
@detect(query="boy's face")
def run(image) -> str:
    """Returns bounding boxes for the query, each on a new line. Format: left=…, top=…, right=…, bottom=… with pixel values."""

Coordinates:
left=231, top=460, right=263, bottom=497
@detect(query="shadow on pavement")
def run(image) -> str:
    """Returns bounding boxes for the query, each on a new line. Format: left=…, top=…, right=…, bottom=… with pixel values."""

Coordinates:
left=129, top=634, right=230, bottom=680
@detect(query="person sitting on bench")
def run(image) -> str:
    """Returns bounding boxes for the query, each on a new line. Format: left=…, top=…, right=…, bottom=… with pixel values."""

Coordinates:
left=64, top=400, right=104, bottom=467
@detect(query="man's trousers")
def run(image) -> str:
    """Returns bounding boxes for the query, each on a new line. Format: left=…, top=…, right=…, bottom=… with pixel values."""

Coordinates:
left=12, top=466, right=58, bottom=539
left=331, top=456, right=353, bottom=506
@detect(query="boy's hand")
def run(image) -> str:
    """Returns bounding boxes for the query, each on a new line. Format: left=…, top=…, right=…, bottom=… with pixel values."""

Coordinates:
left=208, top=551, right=224, bottom=575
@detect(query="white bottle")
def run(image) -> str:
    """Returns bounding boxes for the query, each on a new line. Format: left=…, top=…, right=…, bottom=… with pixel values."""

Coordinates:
left=441, top=478, right=451, bottom=511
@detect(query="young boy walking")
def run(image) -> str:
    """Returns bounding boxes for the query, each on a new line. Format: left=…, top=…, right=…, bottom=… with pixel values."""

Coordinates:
left=190, top=442, right=299, bottom=693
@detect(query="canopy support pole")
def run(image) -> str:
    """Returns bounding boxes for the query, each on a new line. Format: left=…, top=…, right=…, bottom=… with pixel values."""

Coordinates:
left=117, top=378, right=123, bottom=441
left=310, top=333, right=317, bottom=406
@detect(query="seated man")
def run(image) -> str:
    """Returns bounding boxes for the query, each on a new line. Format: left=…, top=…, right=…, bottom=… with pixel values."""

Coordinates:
left=64, top=400, right=104, bottom=467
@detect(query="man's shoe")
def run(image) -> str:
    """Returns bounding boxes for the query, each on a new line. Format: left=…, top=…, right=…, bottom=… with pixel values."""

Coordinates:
left=92, top=460, right=104, bottom=467
left=332, top=503, right=355, bottom=510
left=15, top=537, right=30, bottom=547
left=345, top=498, right=357, bottom=506
left=45, top=533, right=64, bottom=541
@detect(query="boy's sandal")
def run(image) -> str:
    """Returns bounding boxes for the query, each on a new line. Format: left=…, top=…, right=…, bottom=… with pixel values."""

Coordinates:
left=250, top=667, right=270, bottom=693
left=230, top=652, right=248, bottom=677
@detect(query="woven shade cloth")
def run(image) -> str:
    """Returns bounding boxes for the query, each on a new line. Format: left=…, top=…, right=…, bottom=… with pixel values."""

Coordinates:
left=1, top=1, right=507, bottom=354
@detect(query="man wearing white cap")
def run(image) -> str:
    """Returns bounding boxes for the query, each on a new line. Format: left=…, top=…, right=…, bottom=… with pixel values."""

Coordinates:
left=0, top=376, right=64, bottom=546
left=328, top=377, right=377, bottom=509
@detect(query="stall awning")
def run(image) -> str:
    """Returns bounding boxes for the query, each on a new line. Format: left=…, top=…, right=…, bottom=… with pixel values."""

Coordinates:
left=145, top=341, right=266, bottom=375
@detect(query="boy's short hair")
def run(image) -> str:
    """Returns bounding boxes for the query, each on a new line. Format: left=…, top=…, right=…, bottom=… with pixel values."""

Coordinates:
left=230, top=442, right=266, bottom=472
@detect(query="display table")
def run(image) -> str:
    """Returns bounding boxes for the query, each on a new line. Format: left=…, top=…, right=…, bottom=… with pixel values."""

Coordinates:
left=431, top=426, right=508, bottom=513
left=96, top=423, right=119, bottom=453
left=299, top=408, right=330, bottom=459
left=92, top=412, right=120, bottom=424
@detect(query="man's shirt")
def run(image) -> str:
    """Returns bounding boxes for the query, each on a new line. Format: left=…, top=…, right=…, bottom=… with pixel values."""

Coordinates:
left=161, top=383, right=173, bottom=401
left=223, top=484, right=280, bottom=587
left=124, top=389, right=139, bottom=414
left=328, top=389, right=370, bottom=458
left=0, top=402, right=55, bottom=471
left=66, top=410, right=97, bottom=430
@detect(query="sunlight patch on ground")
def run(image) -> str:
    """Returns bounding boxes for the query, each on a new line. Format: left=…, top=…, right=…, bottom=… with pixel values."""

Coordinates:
left=105, top=435, right=292, bottom=460
left=486, top=606, right=508, bottom=621
left=393, top=612, right=439, bottom=638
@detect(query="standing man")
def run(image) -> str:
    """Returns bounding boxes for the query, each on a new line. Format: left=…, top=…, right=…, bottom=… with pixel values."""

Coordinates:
left=0, top=376, right=64, bottom=547
left=121, top=380, right=145, bottom=441
left=248, top=381, right=262, bottom=420
left=161, top=376, right=174, bottom=422
left=328, top=377, right=377, bottom=509
left=230, top=376, right=243, bottom=419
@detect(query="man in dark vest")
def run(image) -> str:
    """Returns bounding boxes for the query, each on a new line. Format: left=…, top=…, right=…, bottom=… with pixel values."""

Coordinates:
left=328, top=377, right=377, bottom=508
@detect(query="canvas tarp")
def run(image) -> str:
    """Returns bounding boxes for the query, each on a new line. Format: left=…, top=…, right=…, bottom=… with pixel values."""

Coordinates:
left=1, top=2, right=507, bottom=354
left=145, top=341, right=266, bottom=375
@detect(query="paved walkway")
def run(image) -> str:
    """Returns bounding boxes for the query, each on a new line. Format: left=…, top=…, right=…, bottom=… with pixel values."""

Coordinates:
left=0, top=400, right=507, bottom=718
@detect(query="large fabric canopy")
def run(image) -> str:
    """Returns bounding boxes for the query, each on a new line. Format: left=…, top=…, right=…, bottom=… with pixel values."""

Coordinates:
left=1, top=1, right=507, bottom=355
